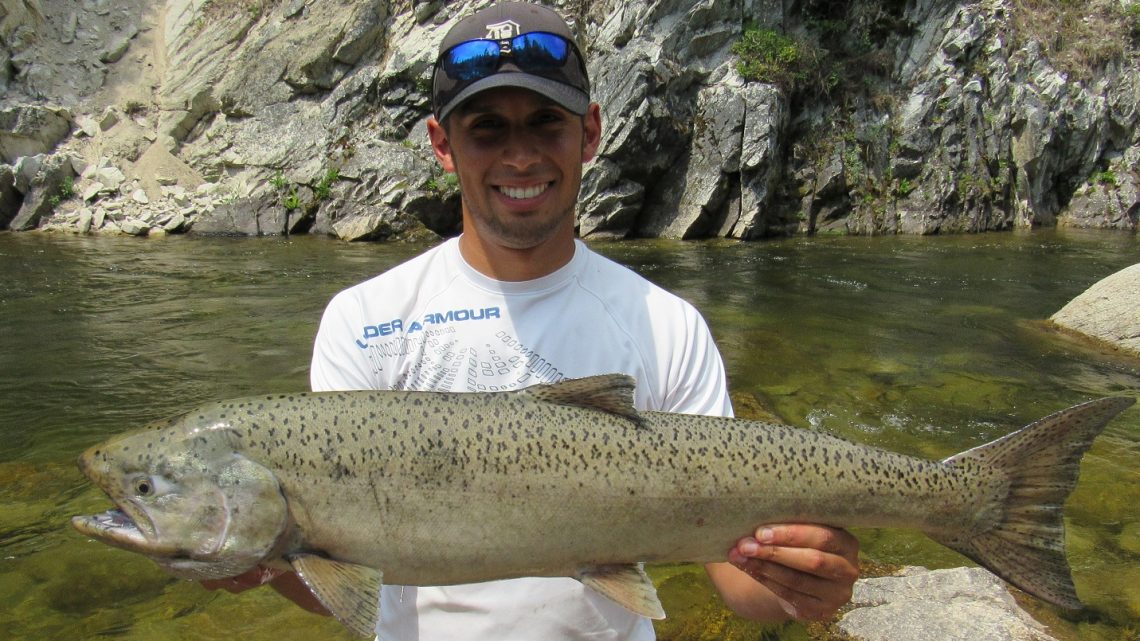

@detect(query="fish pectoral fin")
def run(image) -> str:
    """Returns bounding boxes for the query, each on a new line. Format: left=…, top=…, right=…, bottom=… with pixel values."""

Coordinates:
left=288, top=554, right=382, bottom=638
left=578, top=563, right=665, bottom=619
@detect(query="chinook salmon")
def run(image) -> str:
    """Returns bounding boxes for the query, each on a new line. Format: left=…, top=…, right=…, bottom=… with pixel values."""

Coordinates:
left=72, top=375, right=1134, bottom=637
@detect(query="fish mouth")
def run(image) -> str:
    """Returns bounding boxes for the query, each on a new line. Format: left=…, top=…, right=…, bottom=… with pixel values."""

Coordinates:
left=71, top=502, right=169, bottom=555
left=72, top=508, right=148, bottom=548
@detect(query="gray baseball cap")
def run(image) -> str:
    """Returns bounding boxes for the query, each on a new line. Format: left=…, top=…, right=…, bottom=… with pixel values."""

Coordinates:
left=431, top=2, right=591, bottom=122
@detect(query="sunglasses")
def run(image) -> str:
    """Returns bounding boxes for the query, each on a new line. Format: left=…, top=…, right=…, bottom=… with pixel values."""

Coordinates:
left=437, top=31, right=588, bottom=83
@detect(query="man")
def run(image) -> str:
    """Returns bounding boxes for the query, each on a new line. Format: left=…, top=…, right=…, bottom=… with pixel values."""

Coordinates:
left=208, top=2, right=859, bottom=638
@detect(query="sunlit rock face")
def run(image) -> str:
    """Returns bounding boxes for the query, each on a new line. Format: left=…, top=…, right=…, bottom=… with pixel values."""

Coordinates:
left=1, top=0, right=1137, bottom=238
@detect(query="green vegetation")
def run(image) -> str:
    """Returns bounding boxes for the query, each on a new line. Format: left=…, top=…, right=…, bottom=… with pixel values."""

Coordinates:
left=1095, top=169, right=1119, bottom=186
left=48, top=177, right=76, bottom=210
left=269, top=171, right=288, bottom=190
left=265, top=166, right=340, bottom=210
left=426, top=173, right=460, bottom=195
left=282, top=188, right=301, bottom=211
left=731, top=28, right=817, bottom=93
left=893, top=178, right=915, bottom=197
left=313, top=167, right=340, bottom=201
left=731, top=2, right=911, bottom=106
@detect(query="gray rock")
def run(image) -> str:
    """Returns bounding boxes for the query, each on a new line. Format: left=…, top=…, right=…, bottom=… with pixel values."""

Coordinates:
left=1063, top=166, right=1140, bottom=230
left=77, top=208, right=93, bottom=233
left=99, top=26, right=138, bottom=64
left=1050, top=263, right=1140, bottom=358
left=94, top=165, right=126, bottom=193
left=838, top=567, right=1056, bottom=641
left=8, top=153, right=75, bottom=231
left=119, top=217, right=150, bottom=236
left=579, top=159, right=645, bottom=239
left=0, top=164, right=21, bottom=227
left=0, top=105, right=72, bottom=164
left=190, top=192, right=307, bottom=237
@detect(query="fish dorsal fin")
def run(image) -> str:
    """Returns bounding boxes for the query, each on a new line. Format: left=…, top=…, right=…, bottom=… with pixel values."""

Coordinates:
left=289, top=554, right=382, bottom=638
left=520, top=374, right=646, bottom=428
left=578, top=563, right=665, bottom=619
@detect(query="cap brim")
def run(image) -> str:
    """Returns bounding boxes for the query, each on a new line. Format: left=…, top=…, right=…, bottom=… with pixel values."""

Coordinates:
left=436, top=73, right=590, bottom=122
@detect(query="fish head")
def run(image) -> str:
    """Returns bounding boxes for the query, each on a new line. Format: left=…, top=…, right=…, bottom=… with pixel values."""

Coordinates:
left=71, top=414, right=290, bottom=581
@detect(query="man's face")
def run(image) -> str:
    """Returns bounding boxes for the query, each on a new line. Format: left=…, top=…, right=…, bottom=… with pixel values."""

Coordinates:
left=428, top=88, right=602, bottom=252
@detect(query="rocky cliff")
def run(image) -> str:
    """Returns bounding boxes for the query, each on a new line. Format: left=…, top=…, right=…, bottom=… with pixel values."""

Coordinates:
left=1, top=0, right=1137, bottom=240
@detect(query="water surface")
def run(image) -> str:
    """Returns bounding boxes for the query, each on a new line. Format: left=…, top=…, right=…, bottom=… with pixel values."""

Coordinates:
left=1, top=230, right=1137, bottom=640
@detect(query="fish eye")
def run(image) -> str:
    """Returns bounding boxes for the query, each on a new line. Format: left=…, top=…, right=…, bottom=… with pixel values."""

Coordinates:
left=134, top=477, right=154, bottom=496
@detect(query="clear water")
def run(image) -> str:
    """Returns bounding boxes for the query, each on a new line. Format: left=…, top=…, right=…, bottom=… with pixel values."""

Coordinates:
left=1, top=230, right=1137, bottom=641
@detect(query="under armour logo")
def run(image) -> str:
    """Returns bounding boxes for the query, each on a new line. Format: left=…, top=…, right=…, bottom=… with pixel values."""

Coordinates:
left=485, top=20, right=520, bottom=40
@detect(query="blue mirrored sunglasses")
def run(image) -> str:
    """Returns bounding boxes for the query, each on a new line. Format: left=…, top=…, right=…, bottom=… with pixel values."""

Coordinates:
left=439, top=31, right=583, bottom=82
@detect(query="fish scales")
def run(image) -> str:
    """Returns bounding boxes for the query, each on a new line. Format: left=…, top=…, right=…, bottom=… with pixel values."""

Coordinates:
left=71, top=374, right=1136, bottom=638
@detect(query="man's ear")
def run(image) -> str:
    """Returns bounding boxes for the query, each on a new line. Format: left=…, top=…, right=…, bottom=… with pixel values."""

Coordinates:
left=427, top=117, right=456, bottom=172
left=582, top=103, right=602, bottom=163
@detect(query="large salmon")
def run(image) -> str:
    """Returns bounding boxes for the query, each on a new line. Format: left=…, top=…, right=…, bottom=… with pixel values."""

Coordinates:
left=71, top=374, right=1135, bottom=637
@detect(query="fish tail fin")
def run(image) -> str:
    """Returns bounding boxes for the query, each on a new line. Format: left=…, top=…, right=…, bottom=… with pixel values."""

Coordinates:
left=933, top=396, right=1134, bottom=609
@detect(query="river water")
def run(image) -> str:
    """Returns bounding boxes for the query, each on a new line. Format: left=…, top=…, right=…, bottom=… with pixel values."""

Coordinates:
left=1, top=230, right=1137, bottom=641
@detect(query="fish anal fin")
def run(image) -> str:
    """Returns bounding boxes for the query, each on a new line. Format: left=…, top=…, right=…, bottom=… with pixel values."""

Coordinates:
left=578, top=563, right=665, bottom=619
left=522, top=374, right=647, bottom=428
left=289, top=554, right=382, bottom=638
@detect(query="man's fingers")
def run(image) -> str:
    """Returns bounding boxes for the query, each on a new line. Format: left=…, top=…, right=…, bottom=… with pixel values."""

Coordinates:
left=727, top=524, right=861, bottom=622
left=753, top=524, right=860, bottom=560
left=736, top=538, right=859, bottom=581
left=727, top=556, right=854, bottom=621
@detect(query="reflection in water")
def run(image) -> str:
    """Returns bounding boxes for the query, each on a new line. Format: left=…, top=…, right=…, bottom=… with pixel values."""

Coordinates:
left=1, top=230, right=1137, bottom=641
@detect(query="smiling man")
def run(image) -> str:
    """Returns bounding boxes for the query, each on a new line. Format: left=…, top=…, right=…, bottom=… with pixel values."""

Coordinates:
left=208, top=2, right=859, bottom=639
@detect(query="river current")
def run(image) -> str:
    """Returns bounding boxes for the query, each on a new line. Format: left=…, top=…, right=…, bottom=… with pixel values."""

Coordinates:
left=0, top=230, right=1137, bottom=641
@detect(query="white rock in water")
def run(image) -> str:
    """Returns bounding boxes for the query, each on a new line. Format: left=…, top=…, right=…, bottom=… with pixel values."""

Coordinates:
left=1051, top=263, right=1140, bottom=358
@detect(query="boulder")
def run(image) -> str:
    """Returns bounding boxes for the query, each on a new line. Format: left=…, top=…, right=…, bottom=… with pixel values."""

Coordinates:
left=189, top=192, right=298, bottom=236
left=0, top=105, right=72, bottom=163
left=7, top=153, right=75, bottom=230
left=837, top=566, right=1056, bottom=641
left=1050, top=264, right=1140, bottom=358
left=0, top=164, right=20, bottom=227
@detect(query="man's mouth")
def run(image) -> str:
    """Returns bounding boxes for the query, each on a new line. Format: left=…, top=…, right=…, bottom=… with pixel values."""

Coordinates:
left=497, top=182, right=552, bottom=200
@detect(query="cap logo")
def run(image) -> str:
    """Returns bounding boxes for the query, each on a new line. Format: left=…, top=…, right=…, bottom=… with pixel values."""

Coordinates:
left=485, top=20, right=520, bottom=40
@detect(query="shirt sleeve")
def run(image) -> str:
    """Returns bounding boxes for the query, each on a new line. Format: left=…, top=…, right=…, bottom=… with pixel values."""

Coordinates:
left=661, top=304, right=734, bottom=419
left=310, top=290, right=377, bottom=393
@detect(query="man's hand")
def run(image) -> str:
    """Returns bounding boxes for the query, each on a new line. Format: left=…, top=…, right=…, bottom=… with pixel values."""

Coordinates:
left=708, top=523, right=860, bottom=622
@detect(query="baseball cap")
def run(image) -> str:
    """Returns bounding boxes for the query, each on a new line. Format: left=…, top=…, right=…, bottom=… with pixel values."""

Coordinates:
left=431, top=2, right=591, bottom=122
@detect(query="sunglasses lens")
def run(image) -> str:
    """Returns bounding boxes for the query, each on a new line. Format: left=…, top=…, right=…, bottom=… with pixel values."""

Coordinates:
left=443, top=40, right=502, bottom=81
left=513, top=33, right=569, bottom=70
left=433, top=31, right=589, bottom=118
